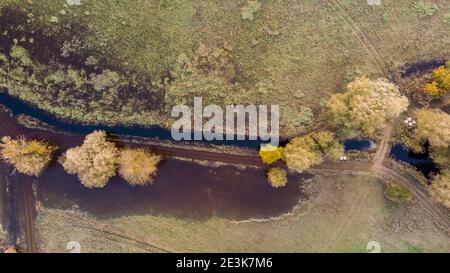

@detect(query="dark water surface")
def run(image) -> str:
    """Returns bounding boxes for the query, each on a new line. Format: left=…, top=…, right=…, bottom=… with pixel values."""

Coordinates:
left=390, top=144, right=439, bottom=178
left=37, top=159, right=309, bottom=221
left=0, top=92, right=273, bottom=149
left=343, top=138, right=375, bottom=151
left=401, top=59, right=446, bottom=77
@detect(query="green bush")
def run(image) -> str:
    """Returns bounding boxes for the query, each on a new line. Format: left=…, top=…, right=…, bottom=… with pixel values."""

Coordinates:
left=385, top=182, right=412, bottom=204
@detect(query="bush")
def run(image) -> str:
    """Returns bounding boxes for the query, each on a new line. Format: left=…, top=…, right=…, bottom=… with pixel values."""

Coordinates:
left=259, top=145, right=284, bottom=164
left=430, top=170, right=450, bottom=209
left=0, top=136, right=55, bottom=176
left=385, top=182, right=412, bottom=204
left=119, top=148, right=162, bottom=186
left=10, top=45, right=33, bottom=66
left=267, top=167, right=288, bottom=188
left=60, top=131, right=118, bottom=188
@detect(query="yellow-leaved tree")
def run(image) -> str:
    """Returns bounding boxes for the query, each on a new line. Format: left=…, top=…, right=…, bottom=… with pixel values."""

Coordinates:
left=415, top=108, right=450, bottom=147
left=0, top=136, right=56, bottom=176
left=60, top=131, right=118, bottom=188
left=424, top=62, right=450, bottom=98
left=283, top=130, right=343, bottom=173
left=327, top=77, right=409, bottom=138
left=414, top=108, right=450, bottom=208
left=266, top=167, right=288, bottom=188
left=119, top=148, right=162, bottom=186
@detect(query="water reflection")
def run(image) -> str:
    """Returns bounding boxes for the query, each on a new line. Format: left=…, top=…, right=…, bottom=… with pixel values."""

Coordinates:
left=37, top=159, right=309, bottom=221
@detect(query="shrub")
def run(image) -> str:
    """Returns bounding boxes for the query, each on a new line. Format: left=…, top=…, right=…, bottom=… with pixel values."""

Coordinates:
left=119, top=148, right=162, bottom=186
left=424, top=81, right=440, bottom=97
left=430, top=170, right=450, bottom=209
left=10, top=45, right=33, bottom=67
left=60, top=131, right=118, bottom=188
left=259, top=145, right=284, bottom=164
left=0, top=136, right=56, bottom=176
left=385, top=182, right=412, bottom=203
left=295, top=106, right=314, bottom=127
left=267, top=167, right=288, bottom=188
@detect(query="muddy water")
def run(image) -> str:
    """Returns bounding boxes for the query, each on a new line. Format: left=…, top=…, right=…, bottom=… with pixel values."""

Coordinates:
left=37, top=159, right=309, bottom=221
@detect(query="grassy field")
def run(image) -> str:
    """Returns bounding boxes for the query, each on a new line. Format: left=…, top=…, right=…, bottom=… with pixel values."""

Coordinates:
left=35, top=174, right=450, bottom=252
left=0, top=0, right=449, bottom=136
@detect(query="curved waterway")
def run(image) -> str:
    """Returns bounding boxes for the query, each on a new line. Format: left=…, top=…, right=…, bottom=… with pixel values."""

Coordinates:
left=0, top=92, right=273, bottom=149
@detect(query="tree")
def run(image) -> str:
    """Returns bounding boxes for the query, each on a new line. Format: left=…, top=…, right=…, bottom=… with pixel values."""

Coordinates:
left=267, top=167, right=288, bottom=188
left=0, top=136, right=56, bottom=177
left=283, top=130, right=343, bottom=173
left=429, top=170, right=450, bottom=209
left=327, top=77, right=409, bottom=137
left=310, top=130, right=344, bottom=160
left=60, top=131, right=118, bottom=188
left=414, top=109, right=450, bottom=168
left=414, top=109, right=450, bottom=149
left=423, top=64, right=450, bottom=98
left=118, top=148, right=162, bottom=186
left=259, top=145, right=284, bottom=164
